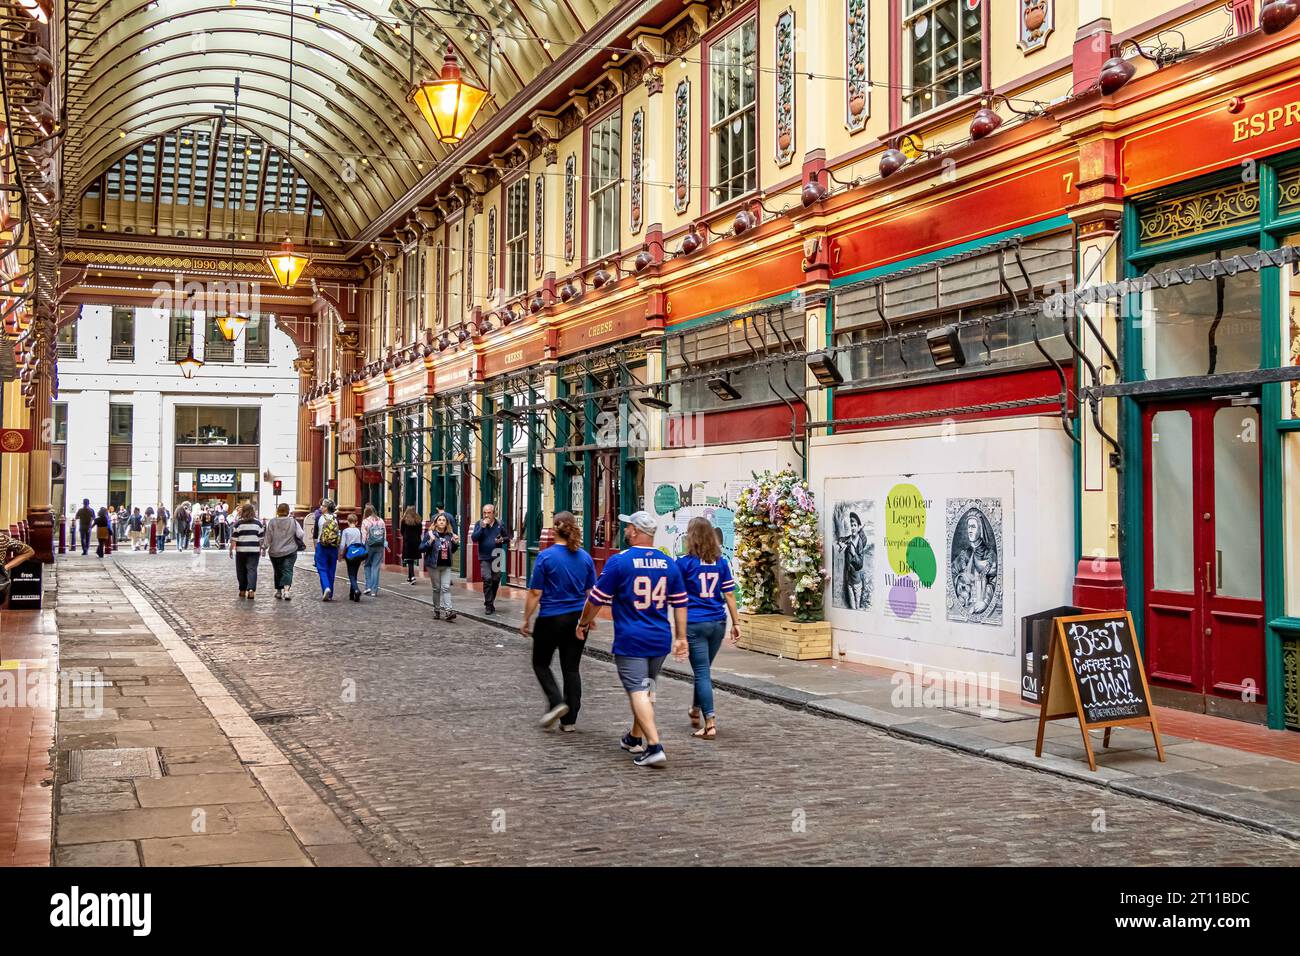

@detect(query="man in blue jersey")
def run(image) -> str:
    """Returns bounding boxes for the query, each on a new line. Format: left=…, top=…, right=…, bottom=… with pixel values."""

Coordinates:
left=577, top=511, right=687, bottom=768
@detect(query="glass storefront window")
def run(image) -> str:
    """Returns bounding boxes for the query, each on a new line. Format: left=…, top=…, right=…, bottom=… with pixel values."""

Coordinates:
left=109, top=404, right=133, bottom=444
left=1139, top=244, right=1261, bottom=380
left=1286, top=431, right=1300, bottom=617
left=175, top=406, right=259, bottom=444
left=1282, top=234, right=1300, bottom=419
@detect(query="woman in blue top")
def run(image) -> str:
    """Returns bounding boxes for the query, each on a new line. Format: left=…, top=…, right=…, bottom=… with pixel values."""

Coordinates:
left=520, top=511, right=596, bottom=732
left=677, top=517, right=740, bottom=739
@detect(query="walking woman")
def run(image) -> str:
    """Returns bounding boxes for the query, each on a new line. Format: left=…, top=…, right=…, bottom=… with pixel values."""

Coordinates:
left=400, top=506, right=423, bottom=584
left=264, top=503, right=305, bottom=600
left=360, top=504, right=387, bottom=596
left=229, top=502, right=265, bottom=600
left=420, top=513, right=459, bottom=619
left=312, top=499, right=341, bottom=601
left=340, top=513, right=366, bottom=602
left=676, top=517, right=740, bottom=739
left=519, top=511, right=596, bottom=731
left=95, top=507, right=111, bottom=558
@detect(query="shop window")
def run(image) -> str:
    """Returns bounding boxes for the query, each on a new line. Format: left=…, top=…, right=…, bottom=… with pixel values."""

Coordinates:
left=668, top=309, right=804, bottom=413
left=110, top=307, right=135, bottom=361
left=903, top=0, right=982, bottom=118
left=1282, top=233, right=1300, bottom=419
left=56, top=318, right=77, bottom=359
left=1287, top=432, right=1300, bottom=617
left=709, top=18, right=757, bottom=204
left=52, top=403, right=68, bottom=444
left=109, top=403, right=133, bottom=444
left=831, top=231, right=1074, bottom=388
left=505, top=177, right=528, bottom=299
left=588, top=110, right=622, bottom=260
left=168, top=311, right=194, bottom=362
left=174, top=406, right=259, bottom=445
left=1280, top=166, right=1300, bottom=218
left=1139, top=244, right=1261, bottom=381
left=244, top=314, right=270, bottom=364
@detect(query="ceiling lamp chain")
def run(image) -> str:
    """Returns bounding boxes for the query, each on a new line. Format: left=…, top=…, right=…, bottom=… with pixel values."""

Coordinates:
left=215, top=77, right=250, bottom=343
left=264, top=0, right=312, bottom=289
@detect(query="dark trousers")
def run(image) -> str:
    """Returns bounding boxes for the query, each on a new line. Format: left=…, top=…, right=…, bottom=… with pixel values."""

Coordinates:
left=404, top=558, right=417, bottom=581
left=270, top=554, right=295, bottom=589
left=96, top=534, right=106, bottom=558
left=531, top=611, right=585, bottom=725
left=345, top=556, right=364, bottom=596
left=235, top=552, right=259, bottom=592
left=79, top=526, right=90, bottom=554
left=480, top=559, right=500, bottom=609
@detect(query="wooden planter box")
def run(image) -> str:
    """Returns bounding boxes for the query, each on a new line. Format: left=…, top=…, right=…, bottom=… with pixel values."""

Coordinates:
left=736, top=611, right=832, bottom=661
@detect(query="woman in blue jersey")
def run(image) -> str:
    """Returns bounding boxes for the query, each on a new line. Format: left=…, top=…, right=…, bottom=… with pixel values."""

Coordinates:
left=520, top=511, right=596, bottom=732
left=677, top=517, right=740, bottom=740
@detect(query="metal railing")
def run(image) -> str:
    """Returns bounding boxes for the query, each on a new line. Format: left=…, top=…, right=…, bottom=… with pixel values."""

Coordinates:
left=110, top=343, right=134, bottom=361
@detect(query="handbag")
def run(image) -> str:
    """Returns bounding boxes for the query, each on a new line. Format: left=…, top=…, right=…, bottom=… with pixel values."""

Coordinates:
left=345, top=542, right=367, bottom=561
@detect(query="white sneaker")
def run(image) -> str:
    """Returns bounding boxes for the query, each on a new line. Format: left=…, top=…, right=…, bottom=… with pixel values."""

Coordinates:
left=275, top=589, right=283, bottom=600
left=284, top=587, right=292, bottom=601
left=539, top=703, right=569, bottom=729
left=323, top=587, right=332, bottom=601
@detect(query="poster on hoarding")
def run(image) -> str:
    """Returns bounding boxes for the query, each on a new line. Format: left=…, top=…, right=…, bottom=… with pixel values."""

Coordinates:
left=831, top=499, right=874, bottom=611
left=945, top=497, right=1004, bottom=626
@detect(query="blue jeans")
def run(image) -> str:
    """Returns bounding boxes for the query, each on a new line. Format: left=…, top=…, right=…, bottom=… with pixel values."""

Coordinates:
left=364, top=546, right=384, bottom=593
left=314, top=543, right=339, bottom=594
left=686, top=620, right=727, bottom=718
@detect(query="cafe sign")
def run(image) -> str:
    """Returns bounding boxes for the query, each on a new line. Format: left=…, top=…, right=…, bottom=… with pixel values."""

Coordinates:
left=196, top=470, right=238, bottom=491
left=393, top=367, right=432, bottom=405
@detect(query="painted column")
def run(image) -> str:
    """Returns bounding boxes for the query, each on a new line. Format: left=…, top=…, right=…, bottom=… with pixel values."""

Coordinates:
left=293, top=351, right=318, bottom=516
left=1066, top=132, right=1125, bottom=610
left=26, top=359, right=55, bottom=561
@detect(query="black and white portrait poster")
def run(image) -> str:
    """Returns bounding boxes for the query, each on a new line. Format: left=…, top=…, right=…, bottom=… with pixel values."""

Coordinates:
left=946, top=498, right=1003, bottom=626
left=831, top=499, right=874, bottom=611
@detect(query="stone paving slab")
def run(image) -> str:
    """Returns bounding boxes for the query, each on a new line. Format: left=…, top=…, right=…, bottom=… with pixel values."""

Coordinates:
left=49, top=561, right=376, bottom=867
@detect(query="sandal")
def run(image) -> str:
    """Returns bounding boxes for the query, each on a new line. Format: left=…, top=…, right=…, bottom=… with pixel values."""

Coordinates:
left=688, top=707, right=702, bottom=731
left=691, top=722, right=717, bottom=740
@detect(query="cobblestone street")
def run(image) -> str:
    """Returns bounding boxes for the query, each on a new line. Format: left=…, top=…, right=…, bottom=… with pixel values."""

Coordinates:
left=106, top=554, right=1300, bottom=867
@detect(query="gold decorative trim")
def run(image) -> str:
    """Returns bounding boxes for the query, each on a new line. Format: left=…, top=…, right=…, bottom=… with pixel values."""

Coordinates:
left=63, top=248, right=364, bottom=280
left=1137, top=180, right=1259, bottom=245
left=1280, top=167, right=1300, bottom=214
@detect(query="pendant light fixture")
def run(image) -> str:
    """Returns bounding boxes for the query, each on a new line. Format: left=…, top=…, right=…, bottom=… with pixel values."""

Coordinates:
left=408, top=45, right=491, bottom=145
left=264, top=0, right=312, bottom=289
left=214, top=77, right=250, bottom=342
left=176, top=341, right=204, bottom=379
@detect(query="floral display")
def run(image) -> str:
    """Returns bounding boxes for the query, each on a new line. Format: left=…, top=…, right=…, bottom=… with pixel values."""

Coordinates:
left=734, top=469, right=827, bottom=622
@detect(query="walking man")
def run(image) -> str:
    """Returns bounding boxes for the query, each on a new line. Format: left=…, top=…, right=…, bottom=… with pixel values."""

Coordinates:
left=312, top=499, right=341, bottom=601
left=75, top=498, right=94, bottom=555
left=471, top=503, right=508, bottom=614
left=576, top=511, right=688, bottom=768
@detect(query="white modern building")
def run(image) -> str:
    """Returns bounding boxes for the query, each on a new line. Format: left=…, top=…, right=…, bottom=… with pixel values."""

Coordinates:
left=53, top=304, right=299, bottom=521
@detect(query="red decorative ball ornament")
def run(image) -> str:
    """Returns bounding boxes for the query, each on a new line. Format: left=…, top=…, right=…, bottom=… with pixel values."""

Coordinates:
left=969, top=105, right=1003, bottom=140
left=878, top=148, right=908, bottom=179
left=1097, top=56, right=1135, bottom=95
left=1261, top=0, right=1300, bottom=33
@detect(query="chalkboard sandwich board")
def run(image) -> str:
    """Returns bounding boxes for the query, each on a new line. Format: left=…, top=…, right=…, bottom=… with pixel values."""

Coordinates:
left=1034, top=610, right=1164, bottom=771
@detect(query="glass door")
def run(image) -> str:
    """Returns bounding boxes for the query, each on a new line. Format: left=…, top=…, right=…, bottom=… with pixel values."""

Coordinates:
left=1143, top=396, right=1265, bottom=714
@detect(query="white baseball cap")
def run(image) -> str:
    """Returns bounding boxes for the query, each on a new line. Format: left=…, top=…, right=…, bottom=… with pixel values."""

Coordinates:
left=618, top=511, right=657, bottom=533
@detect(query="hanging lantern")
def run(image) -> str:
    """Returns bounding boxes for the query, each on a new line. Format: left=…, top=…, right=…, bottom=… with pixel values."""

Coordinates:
left=265, top=237, right=311, bottom=289
left=176, top=343, right=204, bottom=379
left=408, top=46, right=491, bottom=145
left=214, top=312, right=249, bottom=342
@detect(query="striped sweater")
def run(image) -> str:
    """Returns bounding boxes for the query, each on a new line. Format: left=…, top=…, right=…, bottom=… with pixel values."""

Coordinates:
left=231, top=519, right=265, bottom=554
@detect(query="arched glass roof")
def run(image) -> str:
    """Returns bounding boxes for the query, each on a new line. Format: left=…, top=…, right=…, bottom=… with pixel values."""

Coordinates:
left=64, top=0, right=614, bottom=238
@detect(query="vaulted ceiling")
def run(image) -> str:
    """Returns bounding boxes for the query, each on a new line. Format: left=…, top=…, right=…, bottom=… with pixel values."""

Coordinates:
left=62, top=0, right=621, bottom=241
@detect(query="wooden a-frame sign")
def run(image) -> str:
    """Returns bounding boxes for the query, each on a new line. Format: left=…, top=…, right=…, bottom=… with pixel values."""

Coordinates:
left=1035, top=610, right=1165, bottom=771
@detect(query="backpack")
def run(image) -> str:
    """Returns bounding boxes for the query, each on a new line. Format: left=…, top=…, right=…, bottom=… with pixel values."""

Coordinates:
left=319, top=514, right=341, bottom=547
left=365, top=521, right=386, bottom=547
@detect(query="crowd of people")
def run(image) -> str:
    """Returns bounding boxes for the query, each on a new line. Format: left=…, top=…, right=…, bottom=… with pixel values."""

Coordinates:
left=69, top=491, right=737, bottom=769
left=70, top=498, right=251, bottom=555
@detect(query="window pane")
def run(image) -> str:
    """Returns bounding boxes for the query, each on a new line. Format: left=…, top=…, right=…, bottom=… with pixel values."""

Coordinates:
left=237, top=408, right=261, bottom=446
left=1213, top=406, right=1261, bottom=600
left=196, top=407, right=239, bottom=444
left=1140, top=244, right=1261, bottom=380
left=1150, top=410, right=1194, bottom=592
left=109, top=404, right=133, bottom=444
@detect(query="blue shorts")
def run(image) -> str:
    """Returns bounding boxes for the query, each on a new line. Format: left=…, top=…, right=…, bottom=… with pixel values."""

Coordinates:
left=615, top=654, right=665, bottom=694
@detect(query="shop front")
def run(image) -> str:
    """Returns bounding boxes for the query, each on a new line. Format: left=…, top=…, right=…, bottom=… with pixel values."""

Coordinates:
left=356, top=378, right=390, bottom=519
left=809, top=205, right=1079, bottom=690
left=431, top=349, right=479, bottom=579
left=1116, top=145, right=1300, bottom=727
left=388, top=362, right=434, bottom=560
left=479, top=332, right=547, bottom=584
left=548, top=306, right=652, bottom=572
left=646, top=299, right=807, bottom=564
